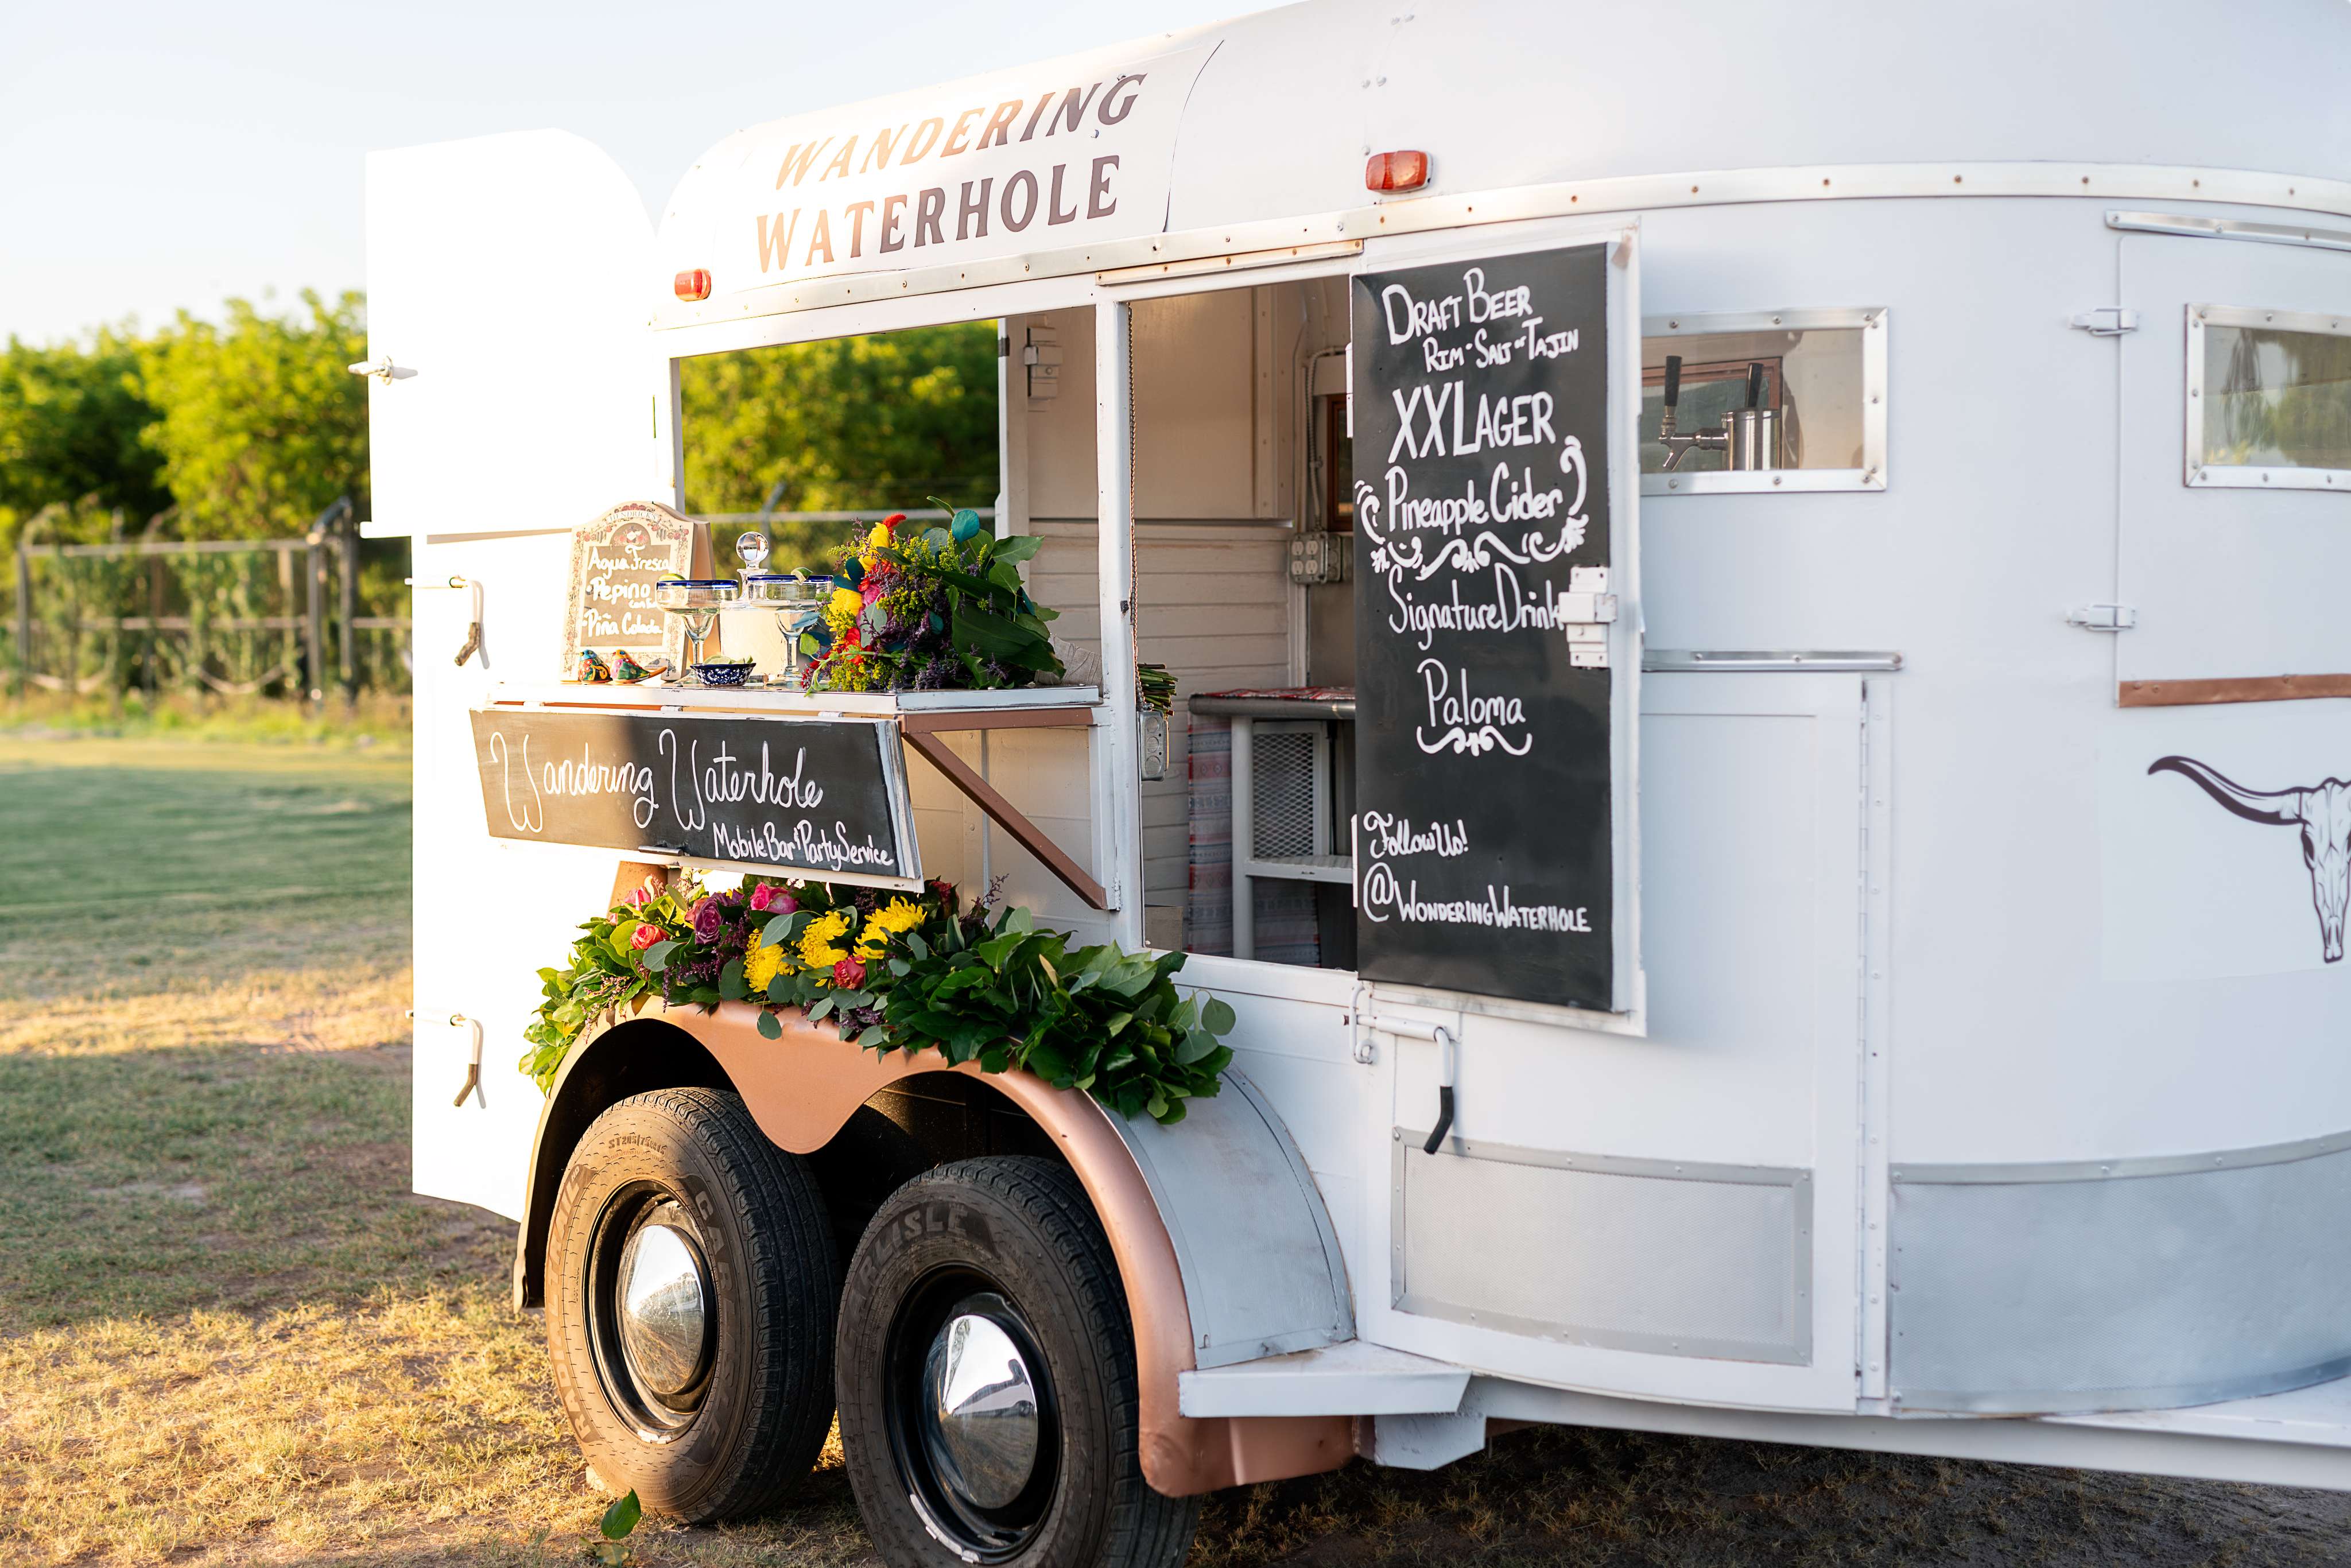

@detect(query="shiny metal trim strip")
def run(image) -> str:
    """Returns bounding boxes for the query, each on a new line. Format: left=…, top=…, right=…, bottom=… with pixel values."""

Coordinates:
left=1892, top=1125, right=2351, bottom=1186
left=1643, top=650, right=1903, bottom=673
left=2107, top=209, right=2351, bottom=253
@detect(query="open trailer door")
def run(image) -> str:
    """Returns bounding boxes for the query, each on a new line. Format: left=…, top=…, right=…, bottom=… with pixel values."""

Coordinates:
left=366, top=130, right=664, bottom=1218
left=1349, top=228, right=1642, bottom=1018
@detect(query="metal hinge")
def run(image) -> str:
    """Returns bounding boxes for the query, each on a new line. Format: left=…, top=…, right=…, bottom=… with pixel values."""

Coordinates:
left=2068, top=308, right=2139, bottom=337
left=2066, top=603, right=2137, bottom=631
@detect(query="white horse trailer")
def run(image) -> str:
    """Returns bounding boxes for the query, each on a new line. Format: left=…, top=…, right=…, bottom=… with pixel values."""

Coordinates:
left=374, top=1, right=2351, bottom=1561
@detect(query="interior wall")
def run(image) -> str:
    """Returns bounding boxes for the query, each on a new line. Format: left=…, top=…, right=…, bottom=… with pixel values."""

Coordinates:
left=1006, top=282, right=1360, bottom=921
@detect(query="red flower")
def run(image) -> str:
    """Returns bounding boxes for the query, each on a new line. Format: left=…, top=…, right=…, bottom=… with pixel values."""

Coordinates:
left=927, top=879, right=957, bottom=912
left=832, top=956, right=867, bottom=987
left=629, top=923, right=664, bottom=951
left=879, top=511, right=906, bottom=531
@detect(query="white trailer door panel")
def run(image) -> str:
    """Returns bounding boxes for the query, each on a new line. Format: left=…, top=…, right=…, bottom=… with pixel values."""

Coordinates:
left=1364, top=673, right=1873, bottom=1414
left=368, top=130, right=663, bottom=1217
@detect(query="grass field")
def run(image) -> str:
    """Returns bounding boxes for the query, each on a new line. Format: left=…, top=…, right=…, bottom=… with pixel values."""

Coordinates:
left=4, top=735, right=2350, bottom=1566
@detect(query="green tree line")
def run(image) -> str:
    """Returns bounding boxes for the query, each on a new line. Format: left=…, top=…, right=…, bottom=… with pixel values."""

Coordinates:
left=0, top=290, right=368, bottom=553
left=2, top=298, right=999, bottom=556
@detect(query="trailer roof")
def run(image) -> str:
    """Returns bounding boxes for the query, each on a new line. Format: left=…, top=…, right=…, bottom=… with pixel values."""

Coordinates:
left=654, top=0, right=2351, bottom=321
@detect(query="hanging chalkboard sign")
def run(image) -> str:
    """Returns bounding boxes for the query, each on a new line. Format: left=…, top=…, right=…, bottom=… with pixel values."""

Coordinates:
left=560, top=502, right=696, bottom=676
left=1351, top=241, right=1629, bottom=1012
left=470, top=707, right=921, bottom=883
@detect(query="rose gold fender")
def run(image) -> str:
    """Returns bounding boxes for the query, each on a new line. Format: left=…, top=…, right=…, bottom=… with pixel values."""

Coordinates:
left=517, top=999, right=1353, bottom=1495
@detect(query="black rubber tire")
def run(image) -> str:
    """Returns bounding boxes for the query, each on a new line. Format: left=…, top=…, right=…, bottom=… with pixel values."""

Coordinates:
left=545, top=1086, right=838, bottom=1524
left=836, top=1156, right=1200, bottom=1568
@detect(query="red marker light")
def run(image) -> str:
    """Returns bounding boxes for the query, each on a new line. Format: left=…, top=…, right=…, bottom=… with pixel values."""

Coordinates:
left=673, top=269, right=712, bottom=302
left=1365, top=150, right=1430, bottom=193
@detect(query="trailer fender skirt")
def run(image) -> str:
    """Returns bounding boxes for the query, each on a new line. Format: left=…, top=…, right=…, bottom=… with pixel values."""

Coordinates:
left=514, top=999, right=1356, bottom=1495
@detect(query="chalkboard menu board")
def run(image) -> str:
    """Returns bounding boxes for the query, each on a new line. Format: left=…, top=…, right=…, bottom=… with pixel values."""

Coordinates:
left=560, top=502, right=696, bottom=675
left=470, top=707, right=920, bottom=883
left=1351, top=242, right=1625, bottom=1011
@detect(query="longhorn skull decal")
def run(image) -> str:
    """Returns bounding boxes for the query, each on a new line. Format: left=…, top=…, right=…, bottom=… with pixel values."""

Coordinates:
left=2150, top=755, right=2351, bottom=964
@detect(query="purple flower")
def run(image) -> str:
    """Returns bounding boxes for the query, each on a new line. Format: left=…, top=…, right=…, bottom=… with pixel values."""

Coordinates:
left=691, top=898, right=725, bottom=944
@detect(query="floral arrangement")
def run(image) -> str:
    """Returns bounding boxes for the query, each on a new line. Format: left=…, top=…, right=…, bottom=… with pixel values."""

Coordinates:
left=523, top=874, right=1236, bottom=1125
left=803, top=502, right=1063, bottom=693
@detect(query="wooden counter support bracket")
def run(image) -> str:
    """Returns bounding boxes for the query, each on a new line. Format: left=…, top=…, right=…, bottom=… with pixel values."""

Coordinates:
left=900, top=711, right=1111, bottom=911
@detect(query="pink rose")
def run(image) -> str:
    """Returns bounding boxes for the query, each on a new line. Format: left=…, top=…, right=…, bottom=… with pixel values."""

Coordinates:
left=749, top=883, right=775, bottom=913
left=627, top=887, right=650, bottom=907
left=629, top=923, right=663, bottom=951
left=832, top=956, right=867, bottom=988
left=773, top=891, right=798, bottom=916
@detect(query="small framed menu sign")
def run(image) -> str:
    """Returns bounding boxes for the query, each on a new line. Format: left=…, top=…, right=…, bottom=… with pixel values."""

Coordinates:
left=560, top=501, right=696, bottom=675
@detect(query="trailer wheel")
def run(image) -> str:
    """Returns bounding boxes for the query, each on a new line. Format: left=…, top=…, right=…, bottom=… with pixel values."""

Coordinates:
left=545, top=1087, right=837, bottom=1524
left=836, top=1156, right=1200, bottom=1568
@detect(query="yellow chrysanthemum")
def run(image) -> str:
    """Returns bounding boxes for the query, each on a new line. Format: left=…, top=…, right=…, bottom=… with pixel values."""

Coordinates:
left=798, top=909, right=851, bottom=975
left=867, top=523, right=893, bottom=549
left=829, top=586, right=863, bottom=619
left=871, top=897, right=928, bottom=935
left=744, top=936, right=787, bottom=992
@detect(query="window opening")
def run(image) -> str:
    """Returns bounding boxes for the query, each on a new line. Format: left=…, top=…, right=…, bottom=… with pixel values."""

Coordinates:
left=1640, top=308, right=1886, bottom=494
left=2187, top=305, right=2351, bottom=488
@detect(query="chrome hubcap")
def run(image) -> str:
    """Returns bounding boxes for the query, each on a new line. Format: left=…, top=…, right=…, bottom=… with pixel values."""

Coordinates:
left=615, top=1218, right=712, bottom=1407
left=921, top=1313, right=1042, bottom=1510
left=887, top=1280, right=1060, bottom=1561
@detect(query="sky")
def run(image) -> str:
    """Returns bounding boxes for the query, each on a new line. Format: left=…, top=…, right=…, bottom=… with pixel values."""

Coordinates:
left=0, top=0, right=1256, bottom=347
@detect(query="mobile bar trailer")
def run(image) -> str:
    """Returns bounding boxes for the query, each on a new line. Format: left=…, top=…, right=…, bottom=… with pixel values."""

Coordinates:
left=371, top=2, right=2351, bottom=1562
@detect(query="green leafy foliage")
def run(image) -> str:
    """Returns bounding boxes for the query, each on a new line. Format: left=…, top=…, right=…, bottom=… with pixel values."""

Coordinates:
left=876, top=904, right=1233, bottom=1124
left=133, top=290, right=369, bottom=540
left=0, top=327, right=167, bottom=553
left=522, top=874, right=1233, bottom=1125
left=600, top=1490, right=642, bottom=1540
left=680, top=324, right=998, bottom=529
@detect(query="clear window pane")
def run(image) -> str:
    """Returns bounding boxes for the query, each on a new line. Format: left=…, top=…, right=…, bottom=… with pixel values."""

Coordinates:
left=2202, top=324, right=2351, bottom=471
left=1640, top=327, right=1867, bottom=473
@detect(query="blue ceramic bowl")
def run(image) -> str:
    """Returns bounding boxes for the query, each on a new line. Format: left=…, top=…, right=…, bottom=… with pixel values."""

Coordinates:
left=692, top=660, right=754, bottom=688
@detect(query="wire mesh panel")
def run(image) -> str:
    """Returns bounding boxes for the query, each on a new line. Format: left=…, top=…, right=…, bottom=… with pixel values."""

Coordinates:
left=1250, top=721, right=1328, bottom=858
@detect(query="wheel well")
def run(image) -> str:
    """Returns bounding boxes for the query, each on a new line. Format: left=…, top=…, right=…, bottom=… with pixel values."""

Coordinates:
left=808, top=1076, right=1069, bottom=1276
left=514, top=1019, right=732, bottom=1308
left=514, top=1019, right=1066, bottom=1309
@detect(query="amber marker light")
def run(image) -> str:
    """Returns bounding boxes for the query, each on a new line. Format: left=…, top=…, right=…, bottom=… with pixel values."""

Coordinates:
left=674, top=269, right=712, bottom=302
left=1365, top=150, right=1430, bottom=193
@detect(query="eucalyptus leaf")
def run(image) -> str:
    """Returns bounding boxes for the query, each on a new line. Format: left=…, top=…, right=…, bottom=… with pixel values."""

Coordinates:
left=645, top=939, right=681, bottom=973
left=1201, top=996, right=1237, bottom=1034
left=756, top=1009, right=783, bottom=1040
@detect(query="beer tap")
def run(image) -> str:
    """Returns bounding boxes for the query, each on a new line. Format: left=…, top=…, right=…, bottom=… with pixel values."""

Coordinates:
left=1658, top=356, right=1780, bottom=472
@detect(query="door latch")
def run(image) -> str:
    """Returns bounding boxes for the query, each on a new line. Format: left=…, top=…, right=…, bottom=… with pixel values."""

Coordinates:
left=347, top=356, right=417, bottom=383
left=1557, top=566, right=1617, bottom=669
left=2066, top=603, right=2138, bottom=631
left=2069, top=308, right=2140, bottom=337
